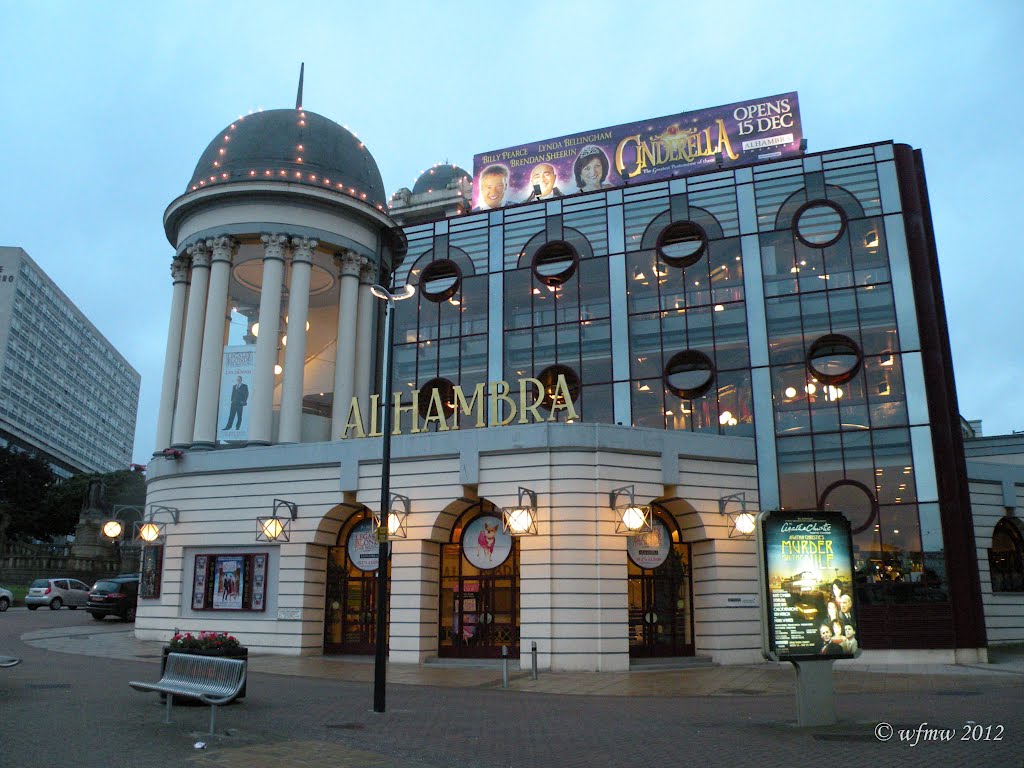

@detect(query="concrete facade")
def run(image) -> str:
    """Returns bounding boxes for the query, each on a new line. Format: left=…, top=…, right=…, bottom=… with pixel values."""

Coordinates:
left=0, top=246, right=139, bottom=475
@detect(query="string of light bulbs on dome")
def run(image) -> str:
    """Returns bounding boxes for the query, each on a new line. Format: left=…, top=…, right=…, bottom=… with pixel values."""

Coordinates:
left=187, top=109, right=387, bottom=212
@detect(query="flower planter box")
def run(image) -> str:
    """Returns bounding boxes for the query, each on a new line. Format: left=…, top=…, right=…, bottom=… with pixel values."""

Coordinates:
left=160, top=646, right=248, bottom=703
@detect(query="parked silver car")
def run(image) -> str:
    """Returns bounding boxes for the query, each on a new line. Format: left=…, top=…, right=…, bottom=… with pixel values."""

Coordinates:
left=25, top=578, right=90, bottom=610
left=0, top=587, right=12, bottom=612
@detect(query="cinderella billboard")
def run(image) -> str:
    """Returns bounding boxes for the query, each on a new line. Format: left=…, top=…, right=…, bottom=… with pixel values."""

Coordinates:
left=472, top=92, right=802, bottom=211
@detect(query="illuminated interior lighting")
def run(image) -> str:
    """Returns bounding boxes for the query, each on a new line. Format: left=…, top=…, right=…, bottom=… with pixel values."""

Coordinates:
left=784, top=387, right=797, bottom=398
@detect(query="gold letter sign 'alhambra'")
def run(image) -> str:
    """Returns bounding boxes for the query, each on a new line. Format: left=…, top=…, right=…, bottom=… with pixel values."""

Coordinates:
left=339, top=376, right=580, bottom=439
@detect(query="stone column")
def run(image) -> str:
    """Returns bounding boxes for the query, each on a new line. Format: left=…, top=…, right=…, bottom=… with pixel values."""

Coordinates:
left=154, top=256, right=190, bottom=452
left=278, top=236, right=317, bottom=444
left=330, top=250, right=366, bottom=438
left=192, top=236, right=237, bottom=447
left=248, top=233, right=288, bottom=446
left=170, top=242, right=211, bottom=448
left=353, top=260, right=377, bottom=417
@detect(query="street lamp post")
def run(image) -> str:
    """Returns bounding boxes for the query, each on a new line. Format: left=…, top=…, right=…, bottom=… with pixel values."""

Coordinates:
left=368, top=281, right=415, bottom=714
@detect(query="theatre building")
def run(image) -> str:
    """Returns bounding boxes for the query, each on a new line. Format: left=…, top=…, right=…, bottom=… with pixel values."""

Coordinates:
left=138, top=93, right=1007, bottom=669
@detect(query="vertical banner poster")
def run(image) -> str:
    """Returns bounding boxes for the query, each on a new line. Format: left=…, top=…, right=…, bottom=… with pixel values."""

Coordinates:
left=218, top=345, right=255, bottom=443
left=472, top=92, right=801, bottom=210
left=759, top=511, right=859, bottom=661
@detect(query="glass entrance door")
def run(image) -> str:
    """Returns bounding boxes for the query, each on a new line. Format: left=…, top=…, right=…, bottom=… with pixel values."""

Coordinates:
left=439, top=505, right=520, bottom=658
left=324, top=514, right=388, bottom=654
left=627, top=517, right=694, bottom=657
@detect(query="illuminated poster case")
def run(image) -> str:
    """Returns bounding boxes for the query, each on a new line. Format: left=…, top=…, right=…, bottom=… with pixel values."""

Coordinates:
left=758, top=511, right=860, bottom=662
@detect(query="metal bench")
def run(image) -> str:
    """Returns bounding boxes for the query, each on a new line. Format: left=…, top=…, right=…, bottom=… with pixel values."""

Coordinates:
left=129, top=652, right=246, bottom=734
left=0, top=656, right=21, bottom=668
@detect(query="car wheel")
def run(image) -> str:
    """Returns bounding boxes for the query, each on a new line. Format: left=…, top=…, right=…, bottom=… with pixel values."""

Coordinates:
left=27, top=605, right=38, bottom=611
left=124, top=605, right=136, bottom=622
left=90, top=613, right=105, bottom=622
left=49, top=598, right=63, bottom=610
left=0, top=597, right=8, bottom=612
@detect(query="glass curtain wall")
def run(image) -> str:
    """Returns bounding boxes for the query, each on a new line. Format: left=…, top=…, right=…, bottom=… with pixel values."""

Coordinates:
left=756, top=154, right=946, bottom=609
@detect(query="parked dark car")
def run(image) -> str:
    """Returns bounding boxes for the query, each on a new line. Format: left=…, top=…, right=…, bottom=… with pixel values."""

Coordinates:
left=87, top=574, right=139, bottom=622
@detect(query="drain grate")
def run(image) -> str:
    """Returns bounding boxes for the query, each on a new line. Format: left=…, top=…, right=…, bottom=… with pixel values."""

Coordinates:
left=325, top=723, right=365, bottom=730
left=26, top=683, right=71, bottom=690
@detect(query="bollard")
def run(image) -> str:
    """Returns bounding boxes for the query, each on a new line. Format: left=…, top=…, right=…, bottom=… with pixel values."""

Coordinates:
left=531, top=641, right=538, bottom=680
left=501, top=645, right=509, bottom=688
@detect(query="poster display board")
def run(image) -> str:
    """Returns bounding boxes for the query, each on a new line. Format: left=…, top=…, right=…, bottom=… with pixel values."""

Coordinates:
left=472, top=92, right=801, bottom=210
left=758, top=511, right=860, bottom=661
left=190, top=553, right=269, bottom=612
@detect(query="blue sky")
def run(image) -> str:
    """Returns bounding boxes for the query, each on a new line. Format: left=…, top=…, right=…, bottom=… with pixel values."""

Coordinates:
left=1, top=1, right=1022, bottom=464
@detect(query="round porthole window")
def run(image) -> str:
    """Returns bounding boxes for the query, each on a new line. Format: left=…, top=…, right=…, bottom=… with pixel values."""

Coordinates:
left=417, top=377, right=456, bottom=419
left=663, top=350, right=716, bottom=399
left=819, top=479, right=878, bottom=535
left=794, top=200, right=846, bottom=247
left=532, top=241, right=578, bottom=286
left=537, top=364, right=580, bottom=411
left=656, top=221, right=707, bottom=268
left=419, top=259, right=462, bottom=303
left=807, top=334, right=862, bottom=385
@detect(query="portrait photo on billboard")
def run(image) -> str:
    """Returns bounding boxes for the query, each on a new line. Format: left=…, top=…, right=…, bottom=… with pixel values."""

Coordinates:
left=472, top=92, right=801, bottom=211
left=759, top=510, right=859, bottom=662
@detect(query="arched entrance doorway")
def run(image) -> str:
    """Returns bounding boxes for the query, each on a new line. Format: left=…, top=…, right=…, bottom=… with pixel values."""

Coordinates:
left=324, top=509, right=389, bottom=654
left=438, top=500, right=520, bottom=658
left=627, top=507, right=694, bottom=657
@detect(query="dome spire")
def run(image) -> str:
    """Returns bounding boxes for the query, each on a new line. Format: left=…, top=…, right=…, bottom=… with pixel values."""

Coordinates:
left=296, top=62, right=304, bottom=109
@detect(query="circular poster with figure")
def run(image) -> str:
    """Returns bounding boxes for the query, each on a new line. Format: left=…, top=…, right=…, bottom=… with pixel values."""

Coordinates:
left=462, top=515, right=512, bottom=570
left=627, top=519, right=671, bottom=569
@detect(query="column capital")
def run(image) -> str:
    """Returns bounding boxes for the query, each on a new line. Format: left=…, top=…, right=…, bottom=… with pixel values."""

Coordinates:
left=359, top=260, right=377, bottom=284
left=260, top=233, right=289, bottom=262
left=186, top=240, right=211, bottom=269
left=335, top=249, right=367, bottom=278
left=206, top=235, right=238, bottom=264
left=290, top=236, right=319, bottom=264
left=170, top=256, right=190, bottom=284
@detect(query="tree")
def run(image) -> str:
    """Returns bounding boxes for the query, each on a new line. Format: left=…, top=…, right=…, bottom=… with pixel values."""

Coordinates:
left=0, top=445, right=57, bottom=542
left=43, top=468, right=147, bottom=539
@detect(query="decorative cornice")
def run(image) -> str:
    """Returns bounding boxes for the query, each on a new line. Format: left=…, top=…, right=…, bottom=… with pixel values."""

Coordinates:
left=291, top=236, right=319, bottom=265
left=260, top=233, right=289, bottom=262
left=186, top=240, right=211, bottom=269
left=335, top=249, right=367, bottom=278
left=206, top=235, right=238, bottom=264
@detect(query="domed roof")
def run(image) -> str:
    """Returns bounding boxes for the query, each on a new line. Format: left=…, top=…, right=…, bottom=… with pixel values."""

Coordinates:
left=186, top=109, right=387, bottom=209
left=412, top=164, right=471, bottom=195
